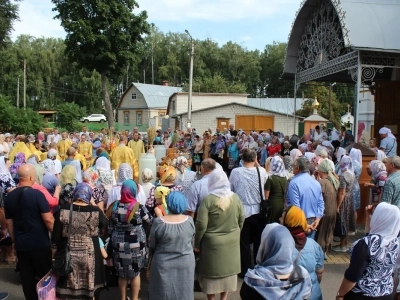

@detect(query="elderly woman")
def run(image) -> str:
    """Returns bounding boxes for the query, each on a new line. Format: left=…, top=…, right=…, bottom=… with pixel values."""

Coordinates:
left=283, top=156, right=294, bottom=179
left=264, top=156, right=288, bottom=224
left=141, top=168, right=154, bottom=199
left=333, top=155, right=356, bottom=252
left=195, top=168, right=244, bottom=300
left=146, top=166, right=183, bottom=216
left=365, top=160, right=387, bottom=203
left=174, top=156, right=197, bottom=196
left=10, top=152, right=26, bottom=180
left=108, top=179, right=153, bottom=300
left=41, top=159, right=59, bottom=195
left=240, top=224, right=312, bottom=300
left=27, top=155, right=44, bottom=184
left=70, top=160, right=83, bottom=183
left=149, top=191, right=195, bottom=300
left=316, top=159, right=339, bottom=255
left=52, top=183, right=108, bottom=299
left=58, top=165, right=77, bottom=205
left=335, top=147, right=347, bottom=173
left=281, top=206, right=324, bottom=300
left=336, top=202, right=400, bottom=299
left=290, top=148, right=303, bottom=162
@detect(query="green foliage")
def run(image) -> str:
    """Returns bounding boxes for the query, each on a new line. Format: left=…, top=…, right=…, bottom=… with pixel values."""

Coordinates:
left=0, top=95, right=44, bottom=133
left=184, top=74, right=247, bottom=94
left=56, top=102, right=86, bottom=132
left=52, top=0, right=150, bottom=128
left=0, top=0, right=20, bottom=47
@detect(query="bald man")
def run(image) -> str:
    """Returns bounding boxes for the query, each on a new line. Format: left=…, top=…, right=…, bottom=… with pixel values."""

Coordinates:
left=4, top=164, right=54, bottom=300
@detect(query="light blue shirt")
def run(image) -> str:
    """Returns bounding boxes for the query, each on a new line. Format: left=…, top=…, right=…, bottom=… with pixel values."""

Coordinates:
left=186, top=174, right=211, bottom=213
left=380, top=137, right=397, bottom=157
left=286, top=173, right=325, bottom=219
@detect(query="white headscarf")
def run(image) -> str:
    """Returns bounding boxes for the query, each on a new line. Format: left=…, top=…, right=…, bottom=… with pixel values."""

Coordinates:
left=349, top=148, right=362, bottom=165
left=95, top=157, right=111, bottom=171
left=379, top=127, right=396, bottom=139
left=370, top=202, right=400, bottom=247
left=41, top=159, right=56, bottom=175
left=270, top=156, right=287, bottom=178
left=208, top=168, right=233, bottom=199
left=339, top=155, right=354, bottom=174
left=336, top=147, right=347, bottom=161
left=70, top=160, right=83, bottom=183
left=376, top=150, right=387, bottom=161
left=290, top=149, right=302, bottom=162
left=0, top=157, right=12, bottom=181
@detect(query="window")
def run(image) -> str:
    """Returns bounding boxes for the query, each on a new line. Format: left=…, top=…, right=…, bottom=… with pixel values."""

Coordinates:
left=123, top=111, right=130, bottom=125
left=171, top=100, right=175, bottom=110
left=131, top=93, right=137, bottom=100
left=158, top=112, right=165, bottom=126
left=136, top=111, right=142, bottom=126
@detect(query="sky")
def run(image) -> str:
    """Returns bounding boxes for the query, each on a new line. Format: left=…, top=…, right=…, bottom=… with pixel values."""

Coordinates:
left=12, top=0, right=302, bottom=51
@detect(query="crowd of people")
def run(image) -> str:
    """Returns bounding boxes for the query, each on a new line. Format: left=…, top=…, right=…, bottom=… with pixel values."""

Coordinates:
left=0, top=121, right=398, bottom=300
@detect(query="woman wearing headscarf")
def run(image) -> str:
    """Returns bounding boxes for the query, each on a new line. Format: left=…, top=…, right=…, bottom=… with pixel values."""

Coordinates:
left=264, top=156, right=288, bottom=224
left=335, top=147, right=347, bottom=174
left=52, top=183, right=108, bottom=299
left=148, top=191, right=195, bottom=300
left=379, top=126, right=397, bottom=157
left=108, top=179, right=153, bottom=300
left=349, top=148, right=362, bottom=223
left=92, top=168, right=114, bottom=212
left=70, top=160, right=83, bottom=183
left=376, top=149, right=386, bottom=161
left=290, top=148, right=303, bottom=162
left=9, top=152, right=26, bottom=180
left=27, top=154, right=44, bottom=184
left=281, top=206, right=324, bottom=300
left=0, top=134, right=9, bottom=157
left=365, top=160, right=387, bottom=203
left=195, top=168, right=245, bottom=300
left=146, top=166, right=183, bottom=216
left=82, top=166, right=99, bottom=188
left=41, top=158, right=59, bottom=196
left=153, top=186, right=171, bottom=217
left=58, top=165, right=77, bottom=205
left=333, top=155, right=356, bottom=252
left=316, top=159, right=339, bottom=255
left=240, top=223, right=312, bottom=300
left=141, top=168, right=154, bottom=199
left=174, top=156, right=197, bottom=196
left=336, top=202, right=400, bottom=299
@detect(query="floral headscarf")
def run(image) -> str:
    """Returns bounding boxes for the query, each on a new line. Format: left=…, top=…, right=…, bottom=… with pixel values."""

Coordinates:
left=10, top=152, right=26, bottom=177
left=72, top=183, right=93, bottom=204
left=270, top=156, right=287, bottom=178
left=120, top=179, right=139, bottom=222
left=369, top=160, right=387, bottom=180
left=41, top=159, right=56, bottom=175
left=340, top=155, right=354, bottom=174
left=98, top=170, right=114, bottom=192
left=175, top=156, right=188, bottom=174
left=83, top=167, right=99, bottom=187
left=117, top=163, right=133, bottom=183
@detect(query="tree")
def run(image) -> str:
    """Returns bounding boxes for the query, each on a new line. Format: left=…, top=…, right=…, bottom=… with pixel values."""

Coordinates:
left=56, top=102, right=86, bottom=132
left=0, top=0, right=20, bottom=47
left=51, top=0, right=150, bottom=128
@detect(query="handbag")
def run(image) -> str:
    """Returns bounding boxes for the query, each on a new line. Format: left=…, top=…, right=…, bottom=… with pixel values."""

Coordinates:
left=256, top=167, right=268, bottom=222
left=37, top=270, right=59, bottom=300
left=52, top=202, right=73, bottom=277
left=333, top=212, right=347, bottom=237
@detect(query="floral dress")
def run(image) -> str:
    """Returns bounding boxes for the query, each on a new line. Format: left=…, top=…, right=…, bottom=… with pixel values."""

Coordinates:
left=339, top=170, right=356, bottom=234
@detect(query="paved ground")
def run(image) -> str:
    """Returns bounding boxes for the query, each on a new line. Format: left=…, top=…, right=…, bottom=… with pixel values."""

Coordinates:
left=1, top=225, right=362, bottom=299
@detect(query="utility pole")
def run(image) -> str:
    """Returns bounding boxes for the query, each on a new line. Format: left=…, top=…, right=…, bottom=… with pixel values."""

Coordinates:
left=23, top=59, right=26, bottom=110
left=143, top=69, right=146, bottom=83
left=328, top=82, right=336, bottom=121
left=185, top=29, right=194, bottom=129
left=17, top=76, right=20, bottom=108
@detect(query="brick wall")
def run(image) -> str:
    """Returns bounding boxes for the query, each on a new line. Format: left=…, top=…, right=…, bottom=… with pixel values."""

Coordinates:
left=179, top=104, right=299, bottom=136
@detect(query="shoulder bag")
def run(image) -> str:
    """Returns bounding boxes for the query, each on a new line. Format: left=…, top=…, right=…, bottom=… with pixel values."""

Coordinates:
left=52, top=202, right=73, bottom=277
left=256, top=167, right=268, bottom=222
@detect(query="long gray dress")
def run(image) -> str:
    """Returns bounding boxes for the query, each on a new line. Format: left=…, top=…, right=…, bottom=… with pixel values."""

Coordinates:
left=148, top=216, right=195, bottom=300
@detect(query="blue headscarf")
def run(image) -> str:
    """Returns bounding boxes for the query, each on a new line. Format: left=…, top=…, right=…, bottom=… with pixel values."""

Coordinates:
left=98, top=151, right=110, bottom=160
left=72, top=183, right=93, bottom=204
left=167, top=191, right=187, bottom=214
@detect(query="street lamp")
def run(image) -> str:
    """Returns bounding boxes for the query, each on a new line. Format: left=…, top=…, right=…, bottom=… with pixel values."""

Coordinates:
left=185, top=29, right=194, bottom=129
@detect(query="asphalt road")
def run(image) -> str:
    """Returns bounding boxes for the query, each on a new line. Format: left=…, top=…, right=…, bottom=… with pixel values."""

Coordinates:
left=0, top=263, right=347, bottom=299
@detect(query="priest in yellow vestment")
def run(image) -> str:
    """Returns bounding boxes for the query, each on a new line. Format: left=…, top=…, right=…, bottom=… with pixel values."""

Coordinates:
left=57, top=131, right=72, bottom=161
left=110, top=136, right=139, bottom=180
left=127, top=132, right=145, bottom=163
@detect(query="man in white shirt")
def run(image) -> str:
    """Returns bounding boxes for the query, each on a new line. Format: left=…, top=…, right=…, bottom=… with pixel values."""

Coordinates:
left=80, top=126, right=89, bottom=137
left=47, top=128, right=61, bottom=144
left=312, top=125, right=327, bottom=142
left=186, top=159, right=217, bottom=218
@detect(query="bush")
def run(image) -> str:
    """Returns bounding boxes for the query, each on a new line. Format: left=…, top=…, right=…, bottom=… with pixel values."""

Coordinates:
left=0, top=95, right=44, bottom=134
left=56, top=102, right=86, bottom=132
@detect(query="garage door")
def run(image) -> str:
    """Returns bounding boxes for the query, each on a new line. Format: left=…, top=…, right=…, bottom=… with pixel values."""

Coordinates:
left=236, top=115, right=274, bottom=133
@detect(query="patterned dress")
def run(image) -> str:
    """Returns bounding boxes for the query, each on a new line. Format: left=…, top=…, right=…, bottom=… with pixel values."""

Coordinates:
left=109, top=202, right=153, bottom=278
left=52, top=204, right=108, bottom=299
left=339, top=170, right=356, bottom=235
left=352, top=161, right=362, bottom=210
